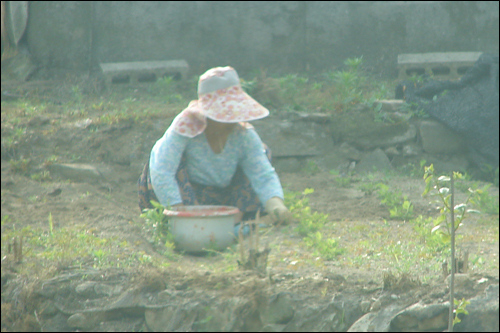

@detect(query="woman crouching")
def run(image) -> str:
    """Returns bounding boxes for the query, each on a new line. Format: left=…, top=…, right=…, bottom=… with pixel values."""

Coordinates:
left=138, top=66, right=291, bottom=226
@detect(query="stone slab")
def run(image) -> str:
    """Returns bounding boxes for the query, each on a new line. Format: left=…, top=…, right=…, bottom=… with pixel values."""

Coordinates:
left=419, top=120, right=465, bottom=154
left=47, top=163, right=103, bottom=183
left=398, top=52, right=482, bottom=80
left=100, top=60, right=189, bottom=86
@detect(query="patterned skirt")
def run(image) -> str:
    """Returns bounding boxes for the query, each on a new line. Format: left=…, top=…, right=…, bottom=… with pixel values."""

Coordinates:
left=138, top=145, right=272, bottom=219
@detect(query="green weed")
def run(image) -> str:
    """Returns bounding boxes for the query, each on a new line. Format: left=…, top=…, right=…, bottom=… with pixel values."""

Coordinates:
left=470, top=184, right=499, bottom=215
left=389, top=200, right=414, bottom=220
left=410, top=215, right=449, bottom=253
left=303, top=232, right=345, bottom=260
left=423, top=165, right=480, bottom=242
left=358, top=181, right=380, bottom=195
left=453, top=297, right=470, bottom=327
left=285, top=188, right=345, bottom=260
left=303, top=160, right=320, bottom=175
left=376, top=183, right=414, bottom=220
left=334, top=176, right=353, bottom=188
left=30, top=170, right=52, bottom=182
left=140, top=200, right=171, bottom=248
left=9, top=158, right=31, bottom=174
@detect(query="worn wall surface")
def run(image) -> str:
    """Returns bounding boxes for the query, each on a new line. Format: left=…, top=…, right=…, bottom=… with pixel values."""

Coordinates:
left=25, top=1, right=499, bottom=77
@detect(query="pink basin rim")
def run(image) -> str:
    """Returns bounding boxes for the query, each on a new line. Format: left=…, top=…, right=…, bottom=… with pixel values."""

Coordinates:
left=163, top=205, right=240, bottom=217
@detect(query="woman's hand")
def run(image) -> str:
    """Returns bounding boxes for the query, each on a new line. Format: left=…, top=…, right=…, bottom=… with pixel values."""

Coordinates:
left=265, top=197, right=292, bottom=224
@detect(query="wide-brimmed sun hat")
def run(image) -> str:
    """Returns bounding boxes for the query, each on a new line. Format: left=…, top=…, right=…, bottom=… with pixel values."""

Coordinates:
left=198, top=66, right=269, bottom=123
left=171, top=66, right=268, bottom=138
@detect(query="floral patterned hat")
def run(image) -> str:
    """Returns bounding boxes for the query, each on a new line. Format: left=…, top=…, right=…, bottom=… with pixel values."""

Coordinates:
left=171, top=66, right=269, bottom=137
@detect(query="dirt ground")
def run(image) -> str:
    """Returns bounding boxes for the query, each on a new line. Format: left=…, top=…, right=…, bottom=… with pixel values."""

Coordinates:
left=1, top=78, right=499, bottom=331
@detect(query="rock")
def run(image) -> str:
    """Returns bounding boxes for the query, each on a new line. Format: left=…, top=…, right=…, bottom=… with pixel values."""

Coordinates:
left=157, top=289, right=174, bottom=302
left=384, top=146, right=400, bottom=157
left=373, top=100, right=404, bottom=112
left=445, top=274, right=474, bottom=291
left=94, top=283, right=115, bottom=297
left=262, top=323, right=286, bottom=332
left=390, top=302, right=449, bottom=332
left=424, top=154, right=469, bottom=174
left=260, top=292, right=295, bottom=325
left=339, top=142, right=361, bottom=161
left=360, top=300, right=371, bottom=313
left=360, top=124, right=417, bottom=150
left=35, top=284, right=58, bottom=298
left=105, top=288, right=147, bottom=313
left=38, top=300, right=58, bottom=318
left=455, top=284, right=499, bottom=332
left=419, top=119, right=466, bottom=154
left=67, top=313, right=88, bottom=329
left=67, top=311, right=104, bottom=329
left=381, top=124, right=417, bottom=148
left=294, top=112, right=332, bottom=123
left=145, top=305, right=181, bottom=332
left=347, top=312, right=378, bottom=332
left=28, top=116, right=51, bottom=127
left=356, top=148, right=392, bottom=174
left=370, top=299, right=382, bottom=312
left=331, top=106, right=418, bottom=150
left=75, top=281, right=97, bottom=297
left=348, top=302, right=410, bottom=332
left=74, top=118, right=93, bottom=129
left=253, top=115, right=334, bottom=157
left=47, top=163, right=103, bottom=183
left=402, top=144, right=420, bottom=156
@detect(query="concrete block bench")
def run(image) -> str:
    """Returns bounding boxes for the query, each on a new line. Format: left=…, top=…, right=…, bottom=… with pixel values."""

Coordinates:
left=99, top=60, right=189, bottom=86
left=397, top=52, right=482, bottom=80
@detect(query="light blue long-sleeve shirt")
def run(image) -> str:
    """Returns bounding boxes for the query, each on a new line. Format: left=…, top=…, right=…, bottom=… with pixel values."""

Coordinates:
left=149, top=124, right=284, bottom=207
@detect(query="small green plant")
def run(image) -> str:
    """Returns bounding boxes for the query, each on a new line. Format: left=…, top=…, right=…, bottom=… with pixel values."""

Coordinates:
left=470, top=184, right=499, bottom=215
left=423, top=165, right=480, bottom=243
left=410, top=215, right=449, bottom=253
left=334, top=176, right=352, bottom=188
left=140, top=200, right=175, bottom=253
left=285, top=188, right=345, bottom=260
left=30, top=170, right=52, bottom=182
left=303, top=160, right=320, bottom=175
left=377, top=183, right=402, bottom=207
left=71, top=85, right=84, bottom=104
left=9, top=158, right=31, bottom=174
left=43, top=155, right=59, bottom=167
left=377, top=183, right=414, bottom=220
left=389, top=200, right=414, bottom=220
left=453, top=297, right=470, bottom=327
left=48, top=212, right=54, bottom=237
left=344, top=56, right=364, bottom=72
left=303, top=231, right=345, bottom=260
left=358, top=181, right=380, bottom=195
left=423, top=165, right=478, bottom=331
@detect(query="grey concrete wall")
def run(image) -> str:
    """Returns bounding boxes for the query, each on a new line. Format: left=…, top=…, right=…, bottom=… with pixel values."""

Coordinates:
left=25, top=1, right=499, bottom=77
